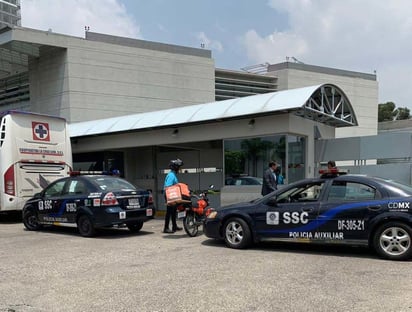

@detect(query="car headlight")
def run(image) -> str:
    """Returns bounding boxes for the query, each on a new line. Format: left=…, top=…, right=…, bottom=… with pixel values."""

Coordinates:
left=207, top=210, right=218, bottom=219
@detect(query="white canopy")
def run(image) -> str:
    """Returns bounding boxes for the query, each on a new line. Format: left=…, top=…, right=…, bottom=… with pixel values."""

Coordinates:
left=69, top=83, right=357, bottom=138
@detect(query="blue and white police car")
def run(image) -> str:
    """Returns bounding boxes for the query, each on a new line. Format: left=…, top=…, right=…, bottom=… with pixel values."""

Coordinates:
left=204, top=170, right=412, bottom=260
left=22, top=171, right=155, bottom=237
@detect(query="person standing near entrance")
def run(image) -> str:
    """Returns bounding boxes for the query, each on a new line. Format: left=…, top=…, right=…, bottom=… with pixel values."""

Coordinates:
left=261, top=161, right=278, bottom=196
left=163, top=158, right=184, bottom=233
left=327, top=160, right=337, bottom=170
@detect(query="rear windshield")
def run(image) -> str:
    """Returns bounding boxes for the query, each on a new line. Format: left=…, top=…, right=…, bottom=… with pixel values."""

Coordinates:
left=90, top=176, right=137, bottom=191
left=378, top=178, right=412, bottom=196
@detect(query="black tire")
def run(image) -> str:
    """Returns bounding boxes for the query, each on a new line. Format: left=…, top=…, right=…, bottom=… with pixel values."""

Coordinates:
left=183, top=211, right=198, bottom=237
left=223, top=217, right=252, bottom=249
left=23, top=210, right=42, bottom=231
left=127, top=221, right=144, bottom=233
left=77, top=215, right=96, bottom=237
left=373, top=222, right=412, bottom=261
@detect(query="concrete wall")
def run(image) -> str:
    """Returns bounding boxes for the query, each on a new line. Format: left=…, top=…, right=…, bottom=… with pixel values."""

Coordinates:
left=29, top=47, right=69, bottom=117
left=65, top=37, right=215, bottom=122
left=22, top=28, right=215, bottom=122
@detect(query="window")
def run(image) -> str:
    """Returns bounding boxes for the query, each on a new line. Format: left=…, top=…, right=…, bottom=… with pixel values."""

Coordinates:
left=225, top=176, right=262, bottom=186
left=276, top=182, right=325, bottom=203
left=224, top=135, right=286, bottom=182
left=67, top=180, right=87, bottom=195
left=224, top=134, right=306, bottom=185
left=327, top=181, right=378, bottom=202
left=44, top=180, right=66, bottom=198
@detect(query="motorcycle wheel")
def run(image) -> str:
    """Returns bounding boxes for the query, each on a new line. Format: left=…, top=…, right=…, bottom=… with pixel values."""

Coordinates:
left=183, top=211, right=198, bottom=237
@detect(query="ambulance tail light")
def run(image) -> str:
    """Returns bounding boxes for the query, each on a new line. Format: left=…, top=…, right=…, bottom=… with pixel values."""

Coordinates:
left=102, top=192, right=119, bottom=206
left=4, top=164, right=15, bottom=196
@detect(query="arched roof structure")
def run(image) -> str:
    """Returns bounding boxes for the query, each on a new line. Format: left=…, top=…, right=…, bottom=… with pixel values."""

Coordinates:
left=69, top=84, right=357, bottom=138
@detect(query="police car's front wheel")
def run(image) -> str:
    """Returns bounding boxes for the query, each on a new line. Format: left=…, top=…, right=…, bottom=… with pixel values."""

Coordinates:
left=23, top=210, right=42, bottom=231
left=373, top=222, right=412, bottom=261
left=223, top=217, right=252, bottom=249
left=77, top=215, right=96, bottom=237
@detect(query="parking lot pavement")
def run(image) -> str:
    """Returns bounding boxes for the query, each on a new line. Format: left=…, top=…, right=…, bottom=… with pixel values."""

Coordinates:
left=1, top=216, right=412, bottom=312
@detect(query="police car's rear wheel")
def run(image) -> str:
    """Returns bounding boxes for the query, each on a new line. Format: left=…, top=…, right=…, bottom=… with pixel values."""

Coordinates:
left=373, top=222, right=412, bottom=261
left=77, top=215, right=96, bottom=237
left=23, top=210, right=42, bottom=231
left=127, top=221, right=144, bottom=233
left=223, top=217, right=251, bottom=249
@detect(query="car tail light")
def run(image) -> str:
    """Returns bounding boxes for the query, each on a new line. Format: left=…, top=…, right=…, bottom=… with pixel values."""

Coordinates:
left=4, top=165, right=15, bottom=196
left=148, top=192, right=153, bottom=205
left=102, top=192, right=119, bottom=206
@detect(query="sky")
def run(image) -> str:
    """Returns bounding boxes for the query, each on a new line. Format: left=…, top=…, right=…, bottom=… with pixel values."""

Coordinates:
left=21, top=0, right=412, bottom=109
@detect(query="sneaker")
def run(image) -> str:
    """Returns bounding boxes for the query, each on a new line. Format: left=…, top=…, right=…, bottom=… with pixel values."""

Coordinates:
left=173, top=226, right=183, bottom=231
left=163, top=228, right=174, bottom=233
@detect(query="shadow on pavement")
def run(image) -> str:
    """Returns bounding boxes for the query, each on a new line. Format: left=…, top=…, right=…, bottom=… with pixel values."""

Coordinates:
left=0, top=211, right=22, bottom=223
left=201, top=237, right=381, bottom=260
left=21, top=223, right=156, bottom=239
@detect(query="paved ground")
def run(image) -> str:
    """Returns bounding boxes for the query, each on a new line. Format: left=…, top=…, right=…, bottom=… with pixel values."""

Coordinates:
left=0, top=213, right=411, bottom=312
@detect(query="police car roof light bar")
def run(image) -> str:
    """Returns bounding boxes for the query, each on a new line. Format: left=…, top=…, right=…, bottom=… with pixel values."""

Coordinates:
left=319, top=168, right=348, bottom=178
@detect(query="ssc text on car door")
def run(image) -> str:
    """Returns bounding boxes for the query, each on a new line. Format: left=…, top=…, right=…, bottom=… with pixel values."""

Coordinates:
left=254, top=182, right=325, bottom=240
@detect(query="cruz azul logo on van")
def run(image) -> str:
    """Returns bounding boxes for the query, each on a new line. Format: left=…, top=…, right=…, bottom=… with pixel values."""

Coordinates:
left=32, top=122, right=50, bottom=141
left=267, top=211, right=309, bottom=225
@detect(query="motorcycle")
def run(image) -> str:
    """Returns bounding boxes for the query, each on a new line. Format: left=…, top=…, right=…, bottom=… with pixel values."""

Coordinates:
left=176, top=186, right=214, bottom=237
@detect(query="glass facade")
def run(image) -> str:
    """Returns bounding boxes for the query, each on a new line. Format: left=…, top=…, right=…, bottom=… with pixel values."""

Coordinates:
left=0, top=0, right=21, bottom=28
left=224, top=134, right=306, bottom=185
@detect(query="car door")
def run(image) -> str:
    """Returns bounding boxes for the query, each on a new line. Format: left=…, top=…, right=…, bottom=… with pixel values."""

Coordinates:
left=61, top=179, right=90, bottom=223
left=254, top=181, right=326, bottom=240
left=37, top=178, right=67, bottom=223
left=317, top=179, right=382, bottom=241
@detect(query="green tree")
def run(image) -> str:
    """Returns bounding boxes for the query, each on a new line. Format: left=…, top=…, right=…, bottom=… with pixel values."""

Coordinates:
left=224, top=150, right=245, bottom=175
left=378, top=102, right=395, bottom=122
left=378, top=102, right=410, bottom=121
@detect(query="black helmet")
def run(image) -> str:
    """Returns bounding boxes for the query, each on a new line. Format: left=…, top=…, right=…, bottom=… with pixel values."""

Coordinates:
left=169, top=158, right=183, bottom=171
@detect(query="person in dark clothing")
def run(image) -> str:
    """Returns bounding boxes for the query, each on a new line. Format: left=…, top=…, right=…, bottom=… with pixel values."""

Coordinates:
left=261, top=161, right=278, bottom=196
left=163, top=158, right=183, bottom=233
left=327, top=160, right=337, bottom=170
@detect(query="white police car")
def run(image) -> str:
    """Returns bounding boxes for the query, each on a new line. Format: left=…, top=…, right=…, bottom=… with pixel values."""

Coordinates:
left=204, top=169, right=412, bottom=261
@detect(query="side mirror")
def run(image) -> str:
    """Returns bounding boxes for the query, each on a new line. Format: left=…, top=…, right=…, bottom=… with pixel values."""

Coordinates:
left=266, top=197, right=277, bottom=207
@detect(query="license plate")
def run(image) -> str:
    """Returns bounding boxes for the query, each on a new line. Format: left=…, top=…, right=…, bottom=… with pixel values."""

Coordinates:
left=146, top=208, right=153, bottom=217
left=128, top=198, right=140, bottom=208
left=177, top=211, right=186, bottom=219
